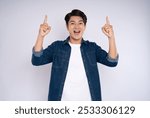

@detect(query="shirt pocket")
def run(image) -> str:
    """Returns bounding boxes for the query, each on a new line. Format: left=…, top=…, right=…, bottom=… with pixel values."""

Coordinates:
left=53, top=51, right=67, bottom=68
left=86, top=51, right=97, bottom=66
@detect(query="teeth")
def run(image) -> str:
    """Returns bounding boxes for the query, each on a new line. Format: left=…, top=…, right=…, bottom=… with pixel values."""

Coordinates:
left=74, top=31, right=80, bottom=33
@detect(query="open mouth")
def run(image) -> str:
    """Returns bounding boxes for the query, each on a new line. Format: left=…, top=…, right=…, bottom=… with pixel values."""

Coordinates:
left=74, top=31, right=81, bottom=34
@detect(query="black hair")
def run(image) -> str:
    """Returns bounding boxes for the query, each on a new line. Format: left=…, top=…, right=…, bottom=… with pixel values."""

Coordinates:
left=65, top=9, right=87, bottom=25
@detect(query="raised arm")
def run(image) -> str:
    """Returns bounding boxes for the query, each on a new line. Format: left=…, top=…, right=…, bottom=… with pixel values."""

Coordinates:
left=102, top=16, right=118, bottom=59
left=34, top=15, right=51, bottom=52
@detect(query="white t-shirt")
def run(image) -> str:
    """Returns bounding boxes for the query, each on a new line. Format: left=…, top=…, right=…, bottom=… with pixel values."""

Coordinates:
left=61, top=42, right=91, bottom=101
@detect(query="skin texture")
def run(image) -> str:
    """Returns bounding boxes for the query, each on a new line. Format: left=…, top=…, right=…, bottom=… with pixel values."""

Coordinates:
left=102, top=16, right=118, bottom=58
left=34, top=15, right=117, bottom=59
left=34, top=15, right=51, bottom=52
left=66, top=16, right=86, bottom=44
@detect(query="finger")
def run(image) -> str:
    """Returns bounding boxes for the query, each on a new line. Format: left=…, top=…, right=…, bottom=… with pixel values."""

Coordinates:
left=102, top=27, right=108, bottom=35
left=106, top=16, right=110, bottom=25
left=43, top=15, right=48, bottom=24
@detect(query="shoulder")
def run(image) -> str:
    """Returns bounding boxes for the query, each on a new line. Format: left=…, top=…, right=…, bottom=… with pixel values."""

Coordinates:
left=84, top=40, right=100, bottom=48
left=47, top=40, right=65, bottom=47
left=51, top=40, right=64, bottom=45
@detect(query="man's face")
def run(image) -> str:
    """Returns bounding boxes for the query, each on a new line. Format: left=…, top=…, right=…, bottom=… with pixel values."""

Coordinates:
left=67, top=16, right=86, bottom=42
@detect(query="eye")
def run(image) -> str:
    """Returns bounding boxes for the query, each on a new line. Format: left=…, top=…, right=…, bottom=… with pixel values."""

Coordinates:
left=79, top=22, right=84, bottom=25
left=70, top=22, right=75, bottom=25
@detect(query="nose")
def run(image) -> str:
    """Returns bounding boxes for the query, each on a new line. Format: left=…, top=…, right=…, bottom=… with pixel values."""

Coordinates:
left=74, top=24, right=79, bottom=29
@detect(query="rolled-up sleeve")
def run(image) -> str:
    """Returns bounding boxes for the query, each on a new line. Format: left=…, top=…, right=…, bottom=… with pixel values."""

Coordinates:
left=32, top=47, right=43, bottom=57
left=31, top=41, right=57, bottom=66
left=95, top=43, right=119, bottom=67
left=106, top=54, right=119, bottom=63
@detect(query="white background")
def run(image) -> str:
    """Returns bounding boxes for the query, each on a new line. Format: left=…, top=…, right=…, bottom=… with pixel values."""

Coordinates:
left=0, top=0, right=150, bottom=101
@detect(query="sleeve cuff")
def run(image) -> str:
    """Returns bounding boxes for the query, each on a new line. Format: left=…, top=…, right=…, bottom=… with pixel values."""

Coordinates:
left=107, top=54, right=119, bottom=63
left=32, top=47, right=43, bottom=57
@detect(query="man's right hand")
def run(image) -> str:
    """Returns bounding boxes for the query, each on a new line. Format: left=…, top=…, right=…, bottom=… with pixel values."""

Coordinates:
left=34, top=15, right=51, bottom=52
left=39, top=15, right=51, bottom=37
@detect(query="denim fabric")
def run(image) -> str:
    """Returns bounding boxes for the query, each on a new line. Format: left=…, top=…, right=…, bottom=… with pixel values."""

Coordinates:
left=32, top=37, right=118, bottom=101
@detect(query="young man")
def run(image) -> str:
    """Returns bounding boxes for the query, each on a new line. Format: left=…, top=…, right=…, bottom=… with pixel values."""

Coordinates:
left=32, top=9, right=118, bottom=101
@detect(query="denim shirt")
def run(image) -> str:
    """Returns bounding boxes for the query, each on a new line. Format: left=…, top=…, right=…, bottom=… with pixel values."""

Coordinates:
left=32, top=37, right=118, bottom=101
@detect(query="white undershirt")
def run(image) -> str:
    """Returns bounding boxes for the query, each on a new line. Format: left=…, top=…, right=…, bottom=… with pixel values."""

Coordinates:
left=61, top=42, right=91, bottom=101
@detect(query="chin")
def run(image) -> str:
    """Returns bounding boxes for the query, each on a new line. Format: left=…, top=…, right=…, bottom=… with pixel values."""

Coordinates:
left=74, top=38, right=81, bottom=40
left=73, top=36, right=82, bottom=40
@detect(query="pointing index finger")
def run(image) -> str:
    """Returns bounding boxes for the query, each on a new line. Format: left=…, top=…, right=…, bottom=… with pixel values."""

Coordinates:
left=106, top=16, right=110, bottom=25
left=43, top=15, right=48, bottom=24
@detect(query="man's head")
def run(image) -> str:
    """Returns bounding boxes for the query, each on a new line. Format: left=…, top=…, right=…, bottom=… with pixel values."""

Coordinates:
left=65, top=9, right=87, bottom=26
left=65, top=9, right=87, bottom=43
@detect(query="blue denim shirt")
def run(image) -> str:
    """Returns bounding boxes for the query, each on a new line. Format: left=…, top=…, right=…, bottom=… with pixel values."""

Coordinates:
left=32, top=37, right=118, bottom=101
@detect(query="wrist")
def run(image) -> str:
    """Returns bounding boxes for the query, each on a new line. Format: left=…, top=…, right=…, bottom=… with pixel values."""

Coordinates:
left=108, top=35, right=115, bottom=40
left=37, top=33, right=45, bottom=40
